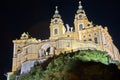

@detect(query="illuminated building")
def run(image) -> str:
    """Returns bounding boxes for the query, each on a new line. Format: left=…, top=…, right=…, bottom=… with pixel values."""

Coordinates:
left=9, top=1, right=120, bottom=76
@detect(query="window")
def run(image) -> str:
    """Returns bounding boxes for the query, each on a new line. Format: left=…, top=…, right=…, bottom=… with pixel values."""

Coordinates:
left=94, top=37, right=98, bottom=44
left=54, top=28, right=58, bottom=35
left=89, top=39, right=92, bottom=41
left=17, top=49, right=21, bottom=54
left=87, top=24, right=90, bottom=27
left=79, top=24, right=83, bottom=30
left=94, top=32, right=97, bottom=36
left=83, top=35, right=85, bottom=38
left=67, top=35, right=70, bottom=37
left=89, top=34, right=91, bottom=37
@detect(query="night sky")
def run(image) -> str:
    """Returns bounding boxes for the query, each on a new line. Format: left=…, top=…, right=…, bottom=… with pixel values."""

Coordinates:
left=0, top=0, right=120, bottom=79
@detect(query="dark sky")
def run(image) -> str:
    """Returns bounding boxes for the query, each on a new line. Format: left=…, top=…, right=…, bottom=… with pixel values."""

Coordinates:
left=0, top=0, right=120, bottom=79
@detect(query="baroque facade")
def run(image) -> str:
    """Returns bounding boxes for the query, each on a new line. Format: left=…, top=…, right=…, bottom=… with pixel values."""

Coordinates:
left=11, top=1, right=120, bottom=73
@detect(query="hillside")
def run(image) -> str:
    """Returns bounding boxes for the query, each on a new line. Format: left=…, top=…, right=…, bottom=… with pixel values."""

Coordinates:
left=10, top=50, right=120, bottom=80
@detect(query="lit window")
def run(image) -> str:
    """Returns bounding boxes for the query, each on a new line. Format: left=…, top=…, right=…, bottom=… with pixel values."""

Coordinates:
left=79, top=24, right=83, bottom=30
left=54, top=28, right=58, bottom=35
left=94, top=37, right=98, bottom=44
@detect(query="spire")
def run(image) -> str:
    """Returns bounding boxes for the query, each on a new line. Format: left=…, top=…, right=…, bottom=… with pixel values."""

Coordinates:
left=55, top=6, right=58, bottom=14
left=77, top=1, right=84, bottom=13
left=53, top=6, right=61, bottom=18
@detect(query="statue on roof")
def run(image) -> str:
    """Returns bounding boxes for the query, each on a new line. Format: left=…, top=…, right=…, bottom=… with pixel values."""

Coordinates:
left=20, top=32, right=29, bottom=40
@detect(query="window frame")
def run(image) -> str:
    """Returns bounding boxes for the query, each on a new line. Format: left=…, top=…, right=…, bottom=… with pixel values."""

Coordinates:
left=78, top=23, right=84, bottom=30
left=94, top=37, right=98, bottom=44
left=53, top=27, right=59, bottom=35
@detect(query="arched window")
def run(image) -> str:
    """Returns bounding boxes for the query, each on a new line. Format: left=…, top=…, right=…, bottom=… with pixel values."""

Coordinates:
left=94, top=37, right=98, bottom=44
left=79, top=24, right=83, bottom=30
left=54, top=28, right=58, bottom=35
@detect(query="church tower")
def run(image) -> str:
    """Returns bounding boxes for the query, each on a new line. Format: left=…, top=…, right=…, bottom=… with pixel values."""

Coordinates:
left=49, top=6, right=66, bottom=40
left=74, top=1, right=88, bottom=31
left=74, top=1, right=93, bottom=40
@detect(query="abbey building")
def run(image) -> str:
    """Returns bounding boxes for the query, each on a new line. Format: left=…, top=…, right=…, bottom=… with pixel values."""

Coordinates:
left=11, top=1, right=120, bottom=74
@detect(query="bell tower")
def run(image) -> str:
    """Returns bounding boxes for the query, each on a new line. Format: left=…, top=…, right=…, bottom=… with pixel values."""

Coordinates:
left=74, top=1, right=89, bottom=32
left=49, top=6, right=65, bottom=40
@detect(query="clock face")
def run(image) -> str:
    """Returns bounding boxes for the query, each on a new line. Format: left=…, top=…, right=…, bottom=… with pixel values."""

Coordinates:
left=54, top=19, right=58, bottom=23
left=79, top=15, right=82, bottom=19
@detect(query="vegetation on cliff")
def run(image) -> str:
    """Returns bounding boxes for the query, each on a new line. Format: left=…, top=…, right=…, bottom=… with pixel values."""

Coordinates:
left=10, top=50, right=120, bottom=80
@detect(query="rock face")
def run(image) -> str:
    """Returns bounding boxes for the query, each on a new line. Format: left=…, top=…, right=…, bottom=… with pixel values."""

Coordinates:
left=20, top=59, right=46, bottom=74
left=19, top=60, right=120, bottom=80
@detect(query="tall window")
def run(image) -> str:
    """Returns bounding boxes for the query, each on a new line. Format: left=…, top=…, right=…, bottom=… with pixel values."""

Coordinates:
left=54, top=28, right=58, bottom=35
left=79, top=24, right=83, bottom=30
left=94, top=37, right=98, bottom=44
